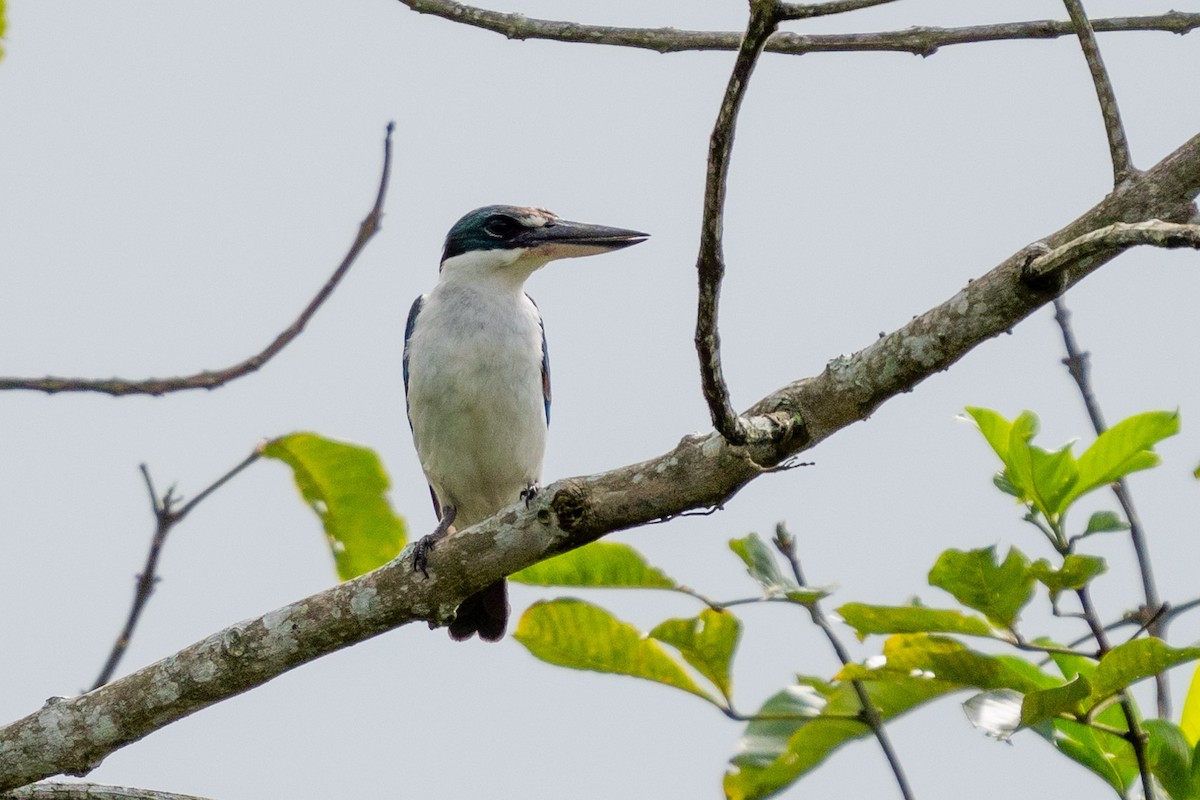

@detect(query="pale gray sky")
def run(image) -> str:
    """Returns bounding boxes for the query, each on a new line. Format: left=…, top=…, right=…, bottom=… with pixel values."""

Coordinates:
left=2, top=1, right=1199, bottom=798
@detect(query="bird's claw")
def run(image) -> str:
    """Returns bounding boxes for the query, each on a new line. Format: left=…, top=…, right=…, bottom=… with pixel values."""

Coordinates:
left=412, top=535, right=436, bottom=578
left=521, top=483, right=541, bottom=507
left=413, top=506, right=456, bottom=579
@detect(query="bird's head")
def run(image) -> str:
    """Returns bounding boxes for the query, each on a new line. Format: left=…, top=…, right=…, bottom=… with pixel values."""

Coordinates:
left=439, top=205, right=648, bottom=284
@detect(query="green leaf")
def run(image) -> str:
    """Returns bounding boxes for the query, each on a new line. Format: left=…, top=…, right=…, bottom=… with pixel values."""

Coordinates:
left=263, top=432, right=405, bottom=581
left=649, top=609, right=741, bottom=699
left=730, top=533, right=799, bottom=598
left=928, top=546, right=1034, bottom=627
left=965, top=406, right=1014, bottom=462
left=1043, top=639, right=1099, bottom=681
left=725, top=675, right=951, bottom=800
left=1030, top=555, right=1106, bottom=597
left=1028, top=444, right=1079, bottom=516
left=1027, top=649, right=1138, bottom=792
left=836, top=634, right=1051, bottom=693
left=1067, top=410, right=1180, bottom=506
left=1001, top=412, right=1040, bottom=508
left=992, top=471, right=1020, bottom=497
left=727, top=682, right=828, bottom=773
left=727, top=637, right=1050, bottom=798
left=514, top=599, right=714, bottom=703
left=1089, top=638, right=1200, bottom=707
left=784, top=587, right=832, bottom=604
left=1021, top=675, right=1091, bottom=726
left=511, top=541, right=676, bottom=588
left=1045, top=717, right=1138, bottom=796
left=836, top=603, right=993, bottom=640
left=1081, top=510, right=1130, bottom=537
left=1144, top=719, right=1200, bottom=800
left=1181, top=662, right=1200, bottom=746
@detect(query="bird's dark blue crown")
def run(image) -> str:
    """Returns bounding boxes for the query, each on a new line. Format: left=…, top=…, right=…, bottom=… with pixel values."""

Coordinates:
left=441, top=205, right=552, bottom=262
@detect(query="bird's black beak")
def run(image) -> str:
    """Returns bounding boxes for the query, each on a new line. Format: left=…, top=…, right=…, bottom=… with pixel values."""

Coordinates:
left=521, top=218, right=649, bottom=259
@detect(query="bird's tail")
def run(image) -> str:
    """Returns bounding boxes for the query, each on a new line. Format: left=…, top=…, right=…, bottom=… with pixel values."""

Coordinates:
left=448, top=579, right=509, bottom=642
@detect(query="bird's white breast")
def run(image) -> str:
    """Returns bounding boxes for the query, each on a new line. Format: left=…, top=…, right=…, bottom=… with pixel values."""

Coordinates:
left=406, top=282, right=547, bottom=528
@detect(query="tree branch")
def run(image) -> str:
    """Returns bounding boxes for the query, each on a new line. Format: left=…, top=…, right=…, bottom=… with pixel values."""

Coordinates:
left=695, top=0, right=781, bottom=445
left=776, top=0, right=897, bottom=21
left=0, top=124, right=395, bottom=397
left=1052, top=297, right=1168, bottom=716
left=1022, top=221, right=1200, bottom=284
left=91, top=452, right=262, bottom=690
left=1, top=128, right=1198, bottom=794
left=1073, top=585, right=1155, bottom=799
left=1062, top=0, right=1135, bottom=184
left=395, top=3, right=1200, bottom=58
left=2, top=783, right=212, bottom=800
left=773, top=524, right=915, bottom=800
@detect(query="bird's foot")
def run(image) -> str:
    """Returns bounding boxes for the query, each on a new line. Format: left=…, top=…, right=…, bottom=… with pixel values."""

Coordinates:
left=520, top=483, right=541, bottom=507
left=412, top=536, right=436, bottom=578
left=413, top=506, right=456, bottom=578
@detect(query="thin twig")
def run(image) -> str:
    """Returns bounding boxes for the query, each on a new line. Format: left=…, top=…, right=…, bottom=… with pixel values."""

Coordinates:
left=722, top=707, right=860, bottom=723
left=774, top=524, right=916, bottom=800
left=1049, top=597, right=1200, bottom=660
left=1075, top=585, right=1156, bottom=800
left=1062, top=0, right=1135, bottom=184
left=1052, top=296, right=1168, bottom=717
left=1022, top=221, right=1200, bottom=285
left=0, top=123, right=396, bottom=396
left=397, top=3, right=1200, bottom=58
left=777, top=0, right=897, bottom=21
left=1005, top=629, right=1099, bottom=660
left=90, top=450, right=262, bottom=690
left=695, top=0, right=781, bottom=445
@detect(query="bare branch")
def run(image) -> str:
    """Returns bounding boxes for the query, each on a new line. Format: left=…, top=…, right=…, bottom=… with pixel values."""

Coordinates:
left=777, top=0, right=897, bottom=21
left=1023, top=221, right=1200, bottom=284
left=695, top=0, right=781, bottom=445
left=0, top=124, right=396, bottom=397
left=396, top=3, right=1200, bottom=58
left=1, top=129, right=1198, bottom=795
left=1052, top=297, right=1168, bottom=715
left=2, top=783, right=213, bottom=800
left=1073, top=585, right=1156, bottom=799
left=773, top=524, right=915, bottom=800
left=1062, top=0, right=1135, bottom=184
left=90, top=451, right=262, bottom=690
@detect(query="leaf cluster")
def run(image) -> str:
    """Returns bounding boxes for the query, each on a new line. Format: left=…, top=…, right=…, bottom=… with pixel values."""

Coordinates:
left=264, top=410, right=1195, bottom=799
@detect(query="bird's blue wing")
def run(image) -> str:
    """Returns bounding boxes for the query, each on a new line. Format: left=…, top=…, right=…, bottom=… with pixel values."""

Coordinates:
left=402, top=295, right=425, bottom=427
left=528, top=294, right=550, bottom=426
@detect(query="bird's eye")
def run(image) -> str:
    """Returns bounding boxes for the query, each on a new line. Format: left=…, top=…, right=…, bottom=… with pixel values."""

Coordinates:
left=483, top=215, right=520, bottom=240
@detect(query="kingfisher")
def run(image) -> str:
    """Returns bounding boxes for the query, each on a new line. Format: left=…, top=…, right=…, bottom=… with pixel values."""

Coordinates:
left=403, top=205, right=649, bottom=641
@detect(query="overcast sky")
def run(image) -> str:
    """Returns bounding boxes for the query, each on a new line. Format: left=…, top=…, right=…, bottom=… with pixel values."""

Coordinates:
left=2, top=1, right=1199, bottom=798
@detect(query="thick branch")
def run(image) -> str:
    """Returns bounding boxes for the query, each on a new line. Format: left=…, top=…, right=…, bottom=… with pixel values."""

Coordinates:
left=0, top=125, right=395, bottom=397
left=1, top=130, right=1198, bottom=794
left=695, top=0, right=780, bottom=445
left=2, top=783, right=212, bottom=800
left=1062, top=0, right=1135, bottom=183
left=396, top=3, right=1200, bottom=58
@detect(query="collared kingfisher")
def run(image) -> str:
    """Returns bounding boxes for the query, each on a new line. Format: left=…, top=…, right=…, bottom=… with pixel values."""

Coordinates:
left=403, top=205, right=649, bottom=641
